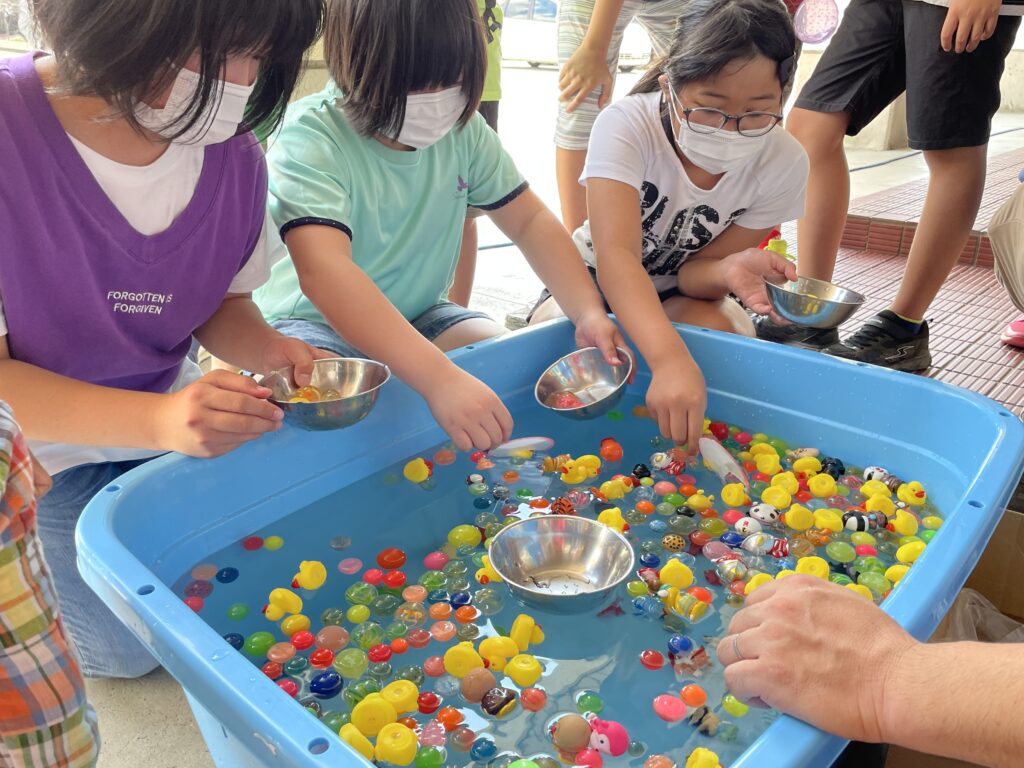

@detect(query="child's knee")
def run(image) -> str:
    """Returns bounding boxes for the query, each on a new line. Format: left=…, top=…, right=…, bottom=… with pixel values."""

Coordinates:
left=787, top=109, right=847, bottom=156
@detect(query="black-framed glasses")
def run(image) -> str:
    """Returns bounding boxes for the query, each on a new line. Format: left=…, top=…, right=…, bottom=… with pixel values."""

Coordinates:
left=677, top=106, right=783, bottom=137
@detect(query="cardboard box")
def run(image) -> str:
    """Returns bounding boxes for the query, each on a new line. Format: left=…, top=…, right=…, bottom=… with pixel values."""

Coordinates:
left=964, top=507, right=1024, bottom=622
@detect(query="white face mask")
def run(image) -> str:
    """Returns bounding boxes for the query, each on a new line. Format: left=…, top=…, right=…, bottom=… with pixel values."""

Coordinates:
left=135, top=67, right=254, bottom=146
left=667, top=87, right=768, bottom=175
left=396, top=86, right=467, bottom=150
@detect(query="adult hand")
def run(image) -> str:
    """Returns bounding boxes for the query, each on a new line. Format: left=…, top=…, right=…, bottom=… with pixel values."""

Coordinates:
left=422, top=369, right=513, bottom=452
left=646, top=356, right=706, bottom=454
left=716, top=575, right=917, bottom=743
left=723, top=248, right=797, bottom=316
left=559, top=44, right=614, bottom=113
left=157, top=370, right=284, bottom=458
left=941, top=0, right=1000, bottom=53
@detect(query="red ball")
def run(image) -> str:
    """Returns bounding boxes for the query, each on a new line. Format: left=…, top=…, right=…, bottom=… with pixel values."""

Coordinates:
left=576, top=749, right=604, bottom=768
left=261, top=661, right=282, bottom=679
left=290, top=631, right=315, bottom=651
left=363, top=568, right=384, bottom=586
left=242, top=536, right=263, bottom=551
left=470, top=451, right=486, bottom=463
left=368, top=644, right=393, bottom=663
left=709, top=422, right=729, bottom=441
left=417, top=691, right=441, bottom=714
left=794, top=491, right=813, bottom=503
left=276, top=679, right=298, bottom=697
left=520, top=687, right=548, bottom=712
left=184, top=596, right=203, bottom=612
left=383, top=570, right=407, bottom=589
left=309, top=648, right=335, bottom=668
left=639, top=649, right=666, bottom=670
left=735, top=432, right=752, bottom=445
left=722, top=509, right=744, bottom=525
left=377, top=548, right=407, bottom=569
left=689, top=531, right=712, bottom=548
left=688, top=586, right=714, bottom=604
left=407, top=629, right=431, bottom=649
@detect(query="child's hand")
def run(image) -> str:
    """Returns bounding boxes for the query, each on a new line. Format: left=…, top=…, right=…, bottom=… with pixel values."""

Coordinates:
left=723, top=248, right=797, bottom=316
left=422, top=369, right=513, bottom=452
left=941, top=0, right=1000, bottom=53
left=158, top=371, right=284, bottom=458
left=559, top=44, right=614, bottom=113
left=646, top=357, right=707, bottom=454
left=573, top=311, right=631, bottom=375
left=259, top=336, right=334, bottom=387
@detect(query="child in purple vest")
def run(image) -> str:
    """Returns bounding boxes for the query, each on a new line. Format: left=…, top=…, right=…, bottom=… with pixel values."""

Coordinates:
left=0, top=0, right=325, bottom=678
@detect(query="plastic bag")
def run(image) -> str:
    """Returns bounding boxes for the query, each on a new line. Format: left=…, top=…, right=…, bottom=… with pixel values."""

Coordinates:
left=930, top=588, right=1024, bottom=644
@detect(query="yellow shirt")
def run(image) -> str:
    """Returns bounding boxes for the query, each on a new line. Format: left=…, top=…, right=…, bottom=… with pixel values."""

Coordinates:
left=477, top=0, right=503, bottom=102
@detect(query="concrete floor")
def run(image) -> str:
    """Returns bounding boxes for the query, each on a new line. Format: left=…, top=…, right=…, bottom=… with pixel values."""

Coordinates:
left=86, top=62, right=1024, bottom=768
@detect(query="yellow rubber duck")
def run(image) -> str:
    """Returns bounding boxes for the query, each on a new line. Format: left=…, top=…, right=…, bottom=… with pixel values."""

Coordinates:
left=860, top=479, right=891, bottom=498
left=659, top=559, right=694, bottom=589
left=443, top=641, right=485, bottom=677
left=478, top=635, right=519, bottom=672
left=784, top=504, right=814, bottom=532
left=266, top=587, right=302, bottom=622
left=339, top=724, right=374, bottom=761
left=897, top=481, right=927, bottom=507
left=599, top=478, right=629, bottom=500
left=755, top=452, right=782, bottom=475
left=761, top=485, right=792, bottom=509
left=865, top=494, right=896, bottom=519
left=474, top=555, right=504, bottom=585
left=380, top=680, right=419, bottom=714
left=351, top=693, right=398, bottom=737
left=721, top=483, right=750, bottom=508
left=505, top=653, right=543, bottom=687
left=687, top=491, right=714, bottom=512
left=510, top=614, right=545, bottom=652
left=597, top=506, right=628, bottom=534
left=807, top=473, right=837, bottom=498
left=685, top=747, right=721, bottom=768
left=293, top=560, right=327, bottom=591
left=770, top=471, right=799, bottom=495
left=560, top=460, right=589, bottom=485
left=813, top=508, right=844, bottom=533
left=749, top=443, right=776, bottom=457
left=375, top=723, right=418, bottom=766
left=744, top=573, right=774, bottom=595
left=795, top=556, right=830, bottom=580
left=792, top=455, right=822, bottom=476
left=402, top=458, right=431, bottom=484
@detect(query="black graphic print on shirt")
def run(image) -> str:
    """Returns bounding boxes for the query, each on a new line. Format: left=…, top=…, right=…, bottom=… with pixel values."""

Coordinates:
left=638, top=180, right=746, bottom=276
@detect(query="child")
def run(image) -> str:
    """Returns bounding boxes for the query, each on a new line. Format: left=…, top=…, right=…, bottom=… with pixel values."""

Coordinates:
left=450, top=0, right=506, bottom=308
left=758, top=0, right=1021, bottom=370
left=256, top=0, right=624, bottom=453
left=0, top=0, right=325, bottom=678
left=0, top=402, right=98, bottom=767
left=532, top=0, right=806, bottom=448
left=556, top=0, right=693, bottom=231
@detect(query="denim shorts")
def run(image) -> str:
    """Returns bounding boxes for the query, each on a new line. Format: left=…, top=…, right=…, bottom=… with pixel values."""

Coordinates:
left=272, top=302, right=493, bottom=358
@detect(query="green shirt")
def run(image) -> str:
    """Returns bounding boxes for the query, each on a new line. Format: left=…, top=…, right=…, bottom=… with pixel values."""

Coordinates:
left=478, top=0, right=503, bottom=102
left=257, top=84, right=526, bottom=324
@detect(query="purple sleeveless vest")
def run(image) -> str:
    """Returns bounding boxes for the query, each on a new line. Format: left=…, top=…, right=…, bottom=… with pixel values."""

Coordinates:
left=0, top=52, right=266, bottom=393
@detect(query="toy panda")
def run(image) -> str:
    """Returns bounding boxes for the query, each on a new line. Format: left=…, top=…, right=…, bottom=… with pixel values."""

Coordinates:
left=749, top=503, right=780, bottom=524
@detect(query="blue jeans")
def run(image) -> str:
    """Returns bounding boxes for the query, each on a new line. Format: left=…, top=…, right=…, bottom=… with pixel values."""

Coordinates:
left=36, top=459, right=159, bottom=679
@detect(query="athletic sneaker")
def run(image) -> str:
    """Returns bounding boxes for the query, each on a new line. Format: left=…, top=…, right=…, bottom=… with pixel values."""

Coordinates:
left=1000, top=318, right=1024, bottom=349
left=824, top=311, right=932, bottom=372
left=754, top=315, right=840, bottom=349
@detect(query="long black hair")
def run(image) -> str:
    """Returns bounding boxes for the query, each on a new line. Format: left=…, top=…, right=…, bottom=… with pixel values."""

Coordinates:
left=632, top=0, right=797, bottom=96
left=31, top=0, right=324, bottom=140
left=324, top=0, right=487, bottom=139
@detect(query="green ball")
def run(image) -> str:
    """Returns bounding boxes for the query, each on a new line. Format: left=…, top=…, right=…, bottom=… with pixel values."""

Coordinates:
left=415, top=746, right=447, bottom=768
left=698, top=517, right=728, bottom=537
left=284, top=656, right=309, bottom=676
left=321, top=711, right=349, bottom=732
left=350, top=621, right=384, bottom=650
left=829, top=573, right=853, bottom=587
left=226, top=603, right=248, bottom=621
left=576, top=691, right=604, bottom=714
left=418, top=571, right=448, bottom=590
left=242, top=631, right=274, bottom=657
left=606, top=410, right=624, bottom=422
left=384, top=622, right=408, bottom=641
left=345, top=582, right=378, bottom=606
left=825, top=541, right=857, bottom=565
left=722, top=693, right=750, bottom=718
left=919, top=529, right=937, bottom=543
left=626, top=580, right=648, bottom=597
left=858, top=571, right=891, bottom=597
left=663, top=492, right=687, bottom=508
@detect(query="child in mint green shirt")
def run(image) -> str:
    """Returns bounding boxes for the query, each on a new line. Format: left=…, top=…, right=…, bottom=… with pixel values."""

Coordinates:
left=257, top=0, right=625, bottom=454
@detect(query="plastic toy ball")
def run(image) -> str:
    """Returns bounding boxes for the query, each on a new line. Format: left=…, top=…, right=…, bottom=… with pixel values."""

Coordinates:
left=794, top=0, right=839, bottom=44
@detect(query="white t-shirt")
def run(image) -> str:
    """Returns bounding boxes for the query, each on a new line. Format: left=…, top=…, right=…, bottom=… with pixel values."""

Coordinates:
left=0, top=137, right=277, bottom=475
left=575, top=91, right=809, bottom=293
left=911, top=0, right=1024, bottom=15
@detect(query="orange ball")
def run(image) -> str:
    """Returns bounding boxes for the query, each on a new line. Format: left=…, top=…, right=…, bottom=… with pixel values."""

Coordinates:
left=454, top=605, right=480, bottom=624
left=398, top=716, right=418, bottom=729
left=687, top=586, right=713, bottom=604
left=437, top=706, right=464, bottom=731
left=502, top=471, right=520, bottom=483
left=680, top=684, right=707, bottom=708
left=636, top=500, right=656, bottom=516
left=390, top=638, right=409, bottom=655
left=429, top=603, right=452, bottom=620
left=698, top=508, right=718, bottom=519
left=679, top=484, right=698, bottom=497
left=529, top=498, right=550, bottom=509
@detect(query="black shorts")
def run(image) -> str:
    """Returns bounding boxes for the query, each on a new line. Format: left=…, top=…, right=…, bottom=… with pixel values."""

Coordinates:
left=526, top=266, right=683, bottom=322
left=478, top=101, right=500, bottom=133
left=794, top=0, right=1019, bottom=150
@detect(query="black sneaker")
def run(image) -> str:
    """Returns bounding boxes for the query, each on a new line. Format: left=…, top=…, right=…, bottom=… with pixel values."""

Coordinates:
left=824, top=311, right=932, bottom=372
left=754, top=315, right=840, bottom=349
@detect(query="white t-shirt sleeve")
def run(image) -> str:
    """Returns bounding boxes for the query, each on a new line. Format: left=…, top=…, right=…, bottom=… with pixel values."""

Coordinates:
left=580, top=100, right=650, bottom=191
left=227, top=207, right=275, bottom=294
left=734, top=131, right=810, bottom=230
left=0, top=294, right=6, bottom=337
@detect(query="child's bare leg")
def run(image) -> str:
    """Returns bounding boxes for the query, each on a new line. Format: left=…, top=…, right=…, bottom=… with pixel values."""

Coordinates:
left=433, top=318, right=506, bottom=352
left=528, top=296, right=567, bottom=325
left=450, top=216, right=479, bottom=308
left=556, top=148, right=589, bottom=233
left=890, top=145, right=987, bottom=321
left=787, top=108, right=852, bottom=282
left=662, top=296, right=755, bottom=336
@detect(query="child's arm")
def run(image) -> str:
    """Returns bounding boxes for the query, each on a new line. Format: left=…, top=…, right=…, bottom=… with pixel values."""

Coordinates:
left=587, top=178, right=707, bottom=450
left=941, top=0, right=1001, bottom=53
left=283, top=225, right=513, bottom=451
left=486, top=188, right=625, bottom=364
left=0, top=336, right=283, bottom=457
left=194, top=293, right=328, bottom=378
left=675, top=225, right=796, bottom=315
left=559, top=0, right=627, bottom=113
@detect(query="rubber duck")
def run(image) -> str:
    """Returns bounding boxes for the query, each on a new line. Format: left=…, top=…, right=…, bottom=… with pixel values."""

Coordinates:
left=721, top=482, right=750, bottom=507
left=760, top=486, right=791, bottom=510
left=755, top=452, right=782, bottom=475
left=351, top=693, right=398, bottom=737
left=339, top=723, right=375, bottom=761
left=896, top=540, right=926, bottom=563
left=402, top=458, right=431, bottom=484
left=865, top=494, right=896, bottom=519
left=560, top=460, right=590, bottom=485
left=597, top=507, right=628, bottom=534
left=658, top=559, right=694, bottom=590
left=791, top=455, right=822, bottom=476
left=380, top=680, right=419, bottom=714
left=749, top=443, right=776, bottom=457
left=686, top=491, right=713, bottom=512
left=685, top=747, right=721, bottom=768
left=510, top=614, right=545, bottom=652
left=794, top=556, right=830, bottom=580
left=807, top=473, right=837, bottom=498
left=598, top=478, right=629, bottom=500
left=478, top=636, right=519, bottom=672
left=589, top=719, right=629, bottom=757
left=813, top=508, right=844, bottom=533
left=744, top=573, right=773, bottom=595
left=784, top=504, right=814, bottom=531
left=475, top=555, right=504, bottom=585
left=860, top=479, right=891, bottom=498
left=770, top=471, right=799, bottom=495
left=375, top=723, right=418, bottom=766
left=505, top=653, right=543, bottom=687
left=293, top=560, right=327, bottom=591
left=897, top=481, right=927, bottom=507
left=268, top=587, right=302, bottom=618
left=443, top=641, right=485, bottom=678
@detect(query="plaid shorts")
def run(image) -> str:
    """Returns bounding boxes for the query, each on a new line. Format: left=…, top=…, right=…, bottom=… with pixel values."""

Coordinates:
left=0, top=403, right=98, bottom=767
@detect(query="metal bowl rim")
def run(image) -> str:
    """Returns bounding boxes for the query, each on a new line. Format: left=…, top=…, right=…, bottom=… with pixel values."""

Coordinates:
left=264, top=357, right=392, bottom=407
left=762, top=277, right=866, bottom=307
left=487, top=515, right=636, bottom=598
left=533, top=346, right=634, bottom=413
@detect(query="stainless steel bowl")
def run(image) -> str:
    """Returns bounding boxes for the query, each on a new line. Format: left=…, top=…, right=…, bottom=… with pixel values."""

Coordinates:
left=764, top=276, right=865, bottom=329
left=488, top=516, right=635, bottom=614
left=261, top=358, right=390, bottom=432
left=534, top=347, right=633, bottom=420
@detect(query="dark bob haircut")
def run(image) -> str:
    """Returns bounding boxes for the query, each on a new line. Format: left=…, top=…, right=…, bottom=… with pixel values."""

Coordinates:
left=31, top=0, right=324, bottom=140
left=632, top=0, right=797, bottom=96
left=325, top=0, right=486, bottom=139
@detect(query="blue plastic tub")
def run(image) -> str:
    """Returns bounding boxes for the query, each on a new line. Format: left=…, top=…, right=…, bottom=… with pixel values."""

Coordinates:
left=77, top=320, right=1024, bottom=768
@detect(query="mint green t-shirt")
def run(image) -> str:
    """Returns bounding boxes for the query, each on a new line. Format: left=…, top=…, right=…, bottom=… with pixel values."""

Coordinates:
left=256, top=84, right=527, bottom=324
